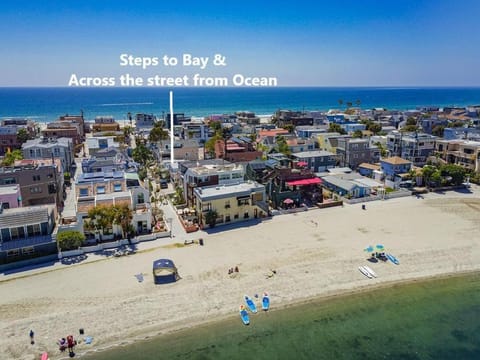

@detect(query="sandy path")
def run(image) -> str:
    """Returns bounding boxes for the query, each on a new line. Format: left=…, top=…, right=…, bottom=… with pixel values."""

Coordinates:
left=1, top=190, right=479, bottom=359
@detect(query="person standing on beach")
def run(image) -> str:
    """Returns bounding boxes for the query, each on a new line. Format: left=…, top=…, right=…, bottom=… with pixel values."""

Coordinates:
left=29, top=329, right=34, bottom=344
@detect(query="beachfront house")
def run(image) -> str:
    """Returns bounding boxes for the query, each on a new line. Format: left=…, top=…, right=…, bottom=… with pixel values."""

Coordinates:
left=181, top=161, right=245, bottom=207
left=259, top=162, right=322, bottom=208
left=435, top=139, right=480, bottom=173
left=193, top=181, right=268, bottom=228
left=74, top=171, right=151, bottom=241
left=319, top=174, right=372, bottom=199
left=0, top=204, right=57, bottom=266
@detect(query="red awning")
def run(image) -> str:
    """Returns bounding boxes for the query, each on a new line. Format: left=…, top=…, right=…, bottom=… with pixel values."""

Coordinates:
left=286, top=178, right=322, bottom=186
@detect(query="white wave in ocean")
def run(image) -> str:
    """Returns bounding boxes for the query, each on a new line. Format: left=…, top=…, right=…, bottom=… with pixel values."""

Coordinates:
left=97, top=102, right=154, bottom=106
left=2, top=115, right=47, bottom=119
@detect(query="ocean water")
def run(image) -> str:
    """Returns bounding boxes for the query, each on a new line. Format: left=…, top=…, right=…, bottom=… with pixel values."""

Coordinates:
left=83, top=273, right=480, bottom=360
left=0, top=87, right=480, bottom=122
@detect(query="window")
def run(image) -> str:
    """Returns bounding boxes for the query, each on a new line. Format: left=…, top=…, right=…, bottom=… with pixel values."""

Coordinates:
left=232, top=173, right=243, bottom=179
left=225, top=200, right=230, bottom=209
left=219, top=174, right=230, bottom=180
left=114, top=183, right=122, bottom=192
left=225, top=215, right=231, bottom=222
left=7, top=249, right=20, bottom=257
left=234, top=214, right=239, bottom=219
left=0, top=178, right=16, bottom=185
left=237, top=199, right=249, bottom=206
left=27, top=224, right=41, bottom=237
left=33, top=175, right=41, bottom=181
left=54, top=148, right=60, bottom=156
left=97, top=186, right=105, bottom=194
left=1, top=202, right=9, bottom=209
left=244, top=211, right=249, bottom=219
left=137, top=193, right=145, bottom=204
left=11, top=226, right=25, bottom=240
left=202, top=203, right=212, bottom=212
left=30, top=186, right=42, bottom=193
left=29, top=149, right=35, bottom=157
left=99, top=139, right=108, bottom=149
left=22, top=246, right=34, bottom=255
left=79, top=188, right=88, bottom=197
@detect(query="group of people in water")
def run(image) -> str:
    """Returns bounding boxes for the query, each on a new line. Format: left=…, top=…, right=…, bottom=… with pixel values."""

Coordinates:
left=57, top=335, right=76, bottom=355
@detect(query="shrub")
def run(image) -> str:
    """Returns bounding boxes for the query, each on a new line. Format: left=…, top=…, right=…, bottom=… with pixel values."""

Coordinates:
left=57, top=230, right=85, bottom=251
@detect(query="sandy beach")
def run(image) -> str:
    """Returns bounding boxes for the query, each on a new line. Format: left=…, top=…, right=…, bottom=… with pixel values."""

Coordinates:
left=1, top=189, right=479, bottom=360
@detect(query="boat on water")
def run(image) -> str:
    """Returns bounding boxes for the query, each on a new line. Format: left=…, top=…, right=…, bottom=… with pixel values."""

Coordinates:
left=386, top=253, right=400, bottom=265
left=358, top=266, right=372, bottom=279
left=262, top=292, right=270, bottom=311
left=363, top=265, right=377, bottom=278
left=239, top=305, right=250, bottom=325
left=244, top=295, right=258, bottom=313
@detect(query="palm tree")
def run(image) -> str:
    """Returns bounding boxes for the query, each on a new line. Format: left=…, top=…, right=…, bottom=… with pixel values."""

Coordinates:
left=221, top=126, right=232, bottom=162
left=113, top=204, right=133, bottom=239
left=205, top=209, right=219, bottom=228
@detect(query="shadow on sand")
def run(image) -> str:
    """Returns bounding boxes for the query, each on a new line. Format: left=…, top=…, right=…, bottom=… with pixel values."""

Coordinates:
left=202, top=219, right=263, bottom=235
left=2, top=259, right=58, bottom=276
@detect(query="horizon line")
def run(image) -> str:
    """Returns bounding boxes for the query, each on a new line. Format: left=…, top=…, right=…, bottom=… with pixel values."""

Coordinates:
left=1, top=85, right=480, bottom=89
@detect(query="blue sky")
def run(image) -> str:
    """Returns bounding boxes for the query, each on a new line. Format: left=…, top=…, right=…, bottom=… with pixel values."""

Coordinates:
left=1, top=0, right=479, bottom=86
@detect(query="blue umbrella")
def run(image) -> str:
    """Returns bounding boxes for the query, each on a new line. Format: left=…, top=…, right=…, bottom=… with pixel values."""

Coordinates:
left=364, top=245, right=374, bottom=252
left=376, top=244, right=385, bottom=251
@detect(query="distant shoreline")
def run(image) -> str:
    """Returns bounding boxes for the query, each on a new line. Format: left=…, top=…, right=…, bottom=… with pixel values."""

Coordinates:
left=1, top=87, right=480, bottom=121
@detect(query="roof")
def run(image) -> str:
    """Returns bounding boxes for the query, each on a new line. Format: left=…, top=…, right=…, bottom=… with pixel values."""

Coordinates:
left=352, top=177, right=383, bottom=188
left=292, top=150, right=335, bottom=158
left=0, top=205, right=53, bottom=228
left=381, top=156, right=411, bottom=165
left=194, top=181, right=264, bottom=201
left=358, top=163, right=381, bottom=170
left=286, top=178, right=321, bottom=186
left=248, top=161, right=267, bottom=170
left=153, top=259, right=176, bottom=269
left=321, top=176, right=359, bottom=191
left=22, top=137, right=72, bottom=149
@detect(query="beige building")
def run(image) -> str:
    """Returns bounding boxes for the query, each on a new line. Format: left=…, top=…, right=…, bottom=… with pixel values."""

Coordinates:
left=435, top=139, right=480, bottom=173
left=194, top=181, right=268, bottom=228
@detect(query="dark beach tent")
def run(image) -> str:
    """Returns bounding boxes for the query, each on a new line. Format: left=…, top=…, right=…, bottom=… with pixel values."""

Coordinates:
left=152, top=259, right=179, bottom=284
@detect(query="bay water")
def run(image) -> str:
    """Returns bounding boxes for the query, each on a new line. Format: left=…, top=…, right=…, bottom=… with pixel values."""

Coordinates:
left=83, top=273, right=480, bottom=360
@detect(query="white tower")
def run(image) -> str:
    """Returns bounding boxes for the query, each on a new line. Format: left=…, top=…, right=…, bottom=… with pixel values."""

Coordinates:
left=170, top=90, right=174, bottom=164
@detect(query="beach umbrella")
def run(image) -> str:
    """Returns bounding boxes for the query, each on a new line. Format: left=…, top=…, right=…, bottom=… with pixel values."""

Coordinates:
left=364, top=245, right=374, bottom=253
left=376, top=244, right=385, bottom=251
